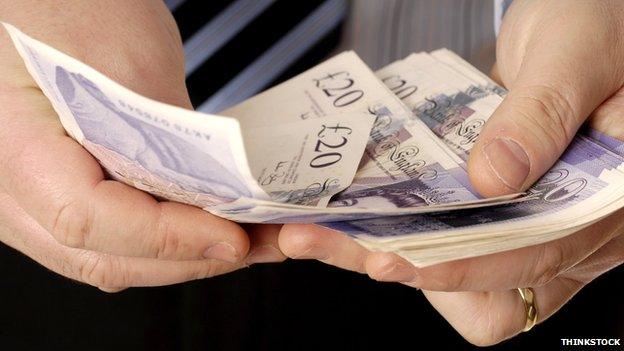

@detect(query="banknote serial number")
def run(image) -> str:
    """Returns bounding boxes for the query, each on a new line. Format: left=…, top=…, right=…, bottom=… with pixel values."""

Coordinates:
left=313, top=71, right=364, bottom=107
left=310, top=124, right=353, bottom=168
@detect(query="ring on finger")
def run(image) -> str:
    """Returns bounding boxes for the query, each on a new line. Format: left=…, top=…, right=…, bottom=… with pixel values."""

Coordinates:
left=517, top=287, right=538, bottom=332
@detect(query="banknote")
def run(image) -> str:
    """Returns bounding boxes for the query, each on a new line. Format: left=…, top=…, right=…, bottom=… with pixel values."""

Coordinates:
left=209, top=191, right=524, bottom=223
left=224, top=51, right=470, bottom=198
left=3, top=23, right=375, bottom=209
left=430, top=48, right=507, bottom=97
left=223, top=51, right=400, bottom=127
left=334, top=113, right=481, bottom=205
left=585, top=128, right=624, bottom=159
left=239, top=114, right=375, bottom=206
left=6, top=22, right=532, bottom=225
left=374, top=59, right=467, bottom=166
left=376, top=54, right=503, bottom=163
left=424, top=49, right=624, bottom=169
left=328, top=135, right=624, bottom=265
left=9, top=20, right=624, bottom=268
left=330, top=52, right=624, bottom=265
left=212, top=53, right=546, bottom=221
left=221, top=49, right=505, bottom=217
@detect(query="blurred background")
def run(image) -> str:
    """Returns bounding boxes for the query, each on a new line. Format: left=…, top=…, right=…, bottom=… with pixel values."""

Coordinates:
left=1, top=0, right=623, bottom=349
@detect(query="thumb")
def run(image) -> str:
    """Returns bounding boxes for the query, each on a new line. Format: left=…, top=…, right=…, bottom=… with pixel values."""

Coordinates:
left=468, top=50, right=622, bottom=197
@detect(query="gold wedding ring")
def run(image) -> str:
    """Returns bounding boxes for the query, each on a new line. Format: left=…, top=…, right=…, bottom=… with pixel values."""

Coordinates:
left=517, top=287, right=538, bottom=332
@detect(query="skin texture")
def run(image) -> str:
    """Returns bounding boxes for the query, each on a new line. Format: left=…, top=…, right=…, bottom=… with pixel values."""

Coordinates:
left=0, top=0, right=286, bottom=292
left=278, top=0, right=624, bottom=346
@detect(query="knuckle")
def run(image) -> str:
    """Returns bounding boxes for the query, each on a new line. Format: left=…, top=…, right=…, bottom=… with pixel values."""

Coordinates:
left=526, top=243, right=565, bottom=286
left=154, top=216, right=184, bottom=259
left=367, top=258, right=396, bottom=281
left=78, top=253, right=128, bottom=288
left=51, top=198, right=93, bottom=249
left=190, top=262, right=221, bottom=281
left=511, top=85, right=577, bottom=149
left=56, top=255, right=80, bottom=279
left=438, top=263, right=470, bottom=291
left=416, top=261, right=469, bottom=291
left=281, top=232, right=319, bottom=259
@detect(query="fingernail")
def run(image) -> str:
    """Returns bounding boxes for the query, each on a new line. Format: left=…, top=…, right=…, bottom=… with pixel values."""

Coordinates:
left=203, top=242, right=239, bottom=263
left=483, top=137, right=530, bottom=191
left=292, top=245, right=330, bottom=260
left=377, top=262, right=416, bottom=283
left=246, top=245, right=283, bottom=265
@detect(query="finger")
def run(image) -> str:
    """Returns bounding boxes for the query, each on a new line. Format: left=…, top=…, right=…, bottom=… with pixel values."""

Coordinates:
left=423, top=277, right=584, bottom=346
left=278, top=224, right=369, bottom=274
left=245, top=224, right=287, bottom=265
left=589, top=87, right=624, bottom=140
left=0, top=3, right=192, bottom=109
left=0, top=192, right=244, bottom=287
left=364, top=207, right=624, bottom=291
left=0, top=101, right=249, bottom=262
left=470, top=14, right=624, bottom=197
left=364, top=251, right=421, bottom=286
left=0, top=23, right=240, bottom=262
left=66, top=251, right=245, bottom=288
left=560, top=231, right=624, bottom=284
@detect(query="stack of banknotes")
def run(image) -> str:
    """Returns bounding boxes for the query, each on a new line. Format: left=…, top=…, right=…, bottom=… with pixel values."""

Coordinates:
left=6, top=22, right=624, bottom=266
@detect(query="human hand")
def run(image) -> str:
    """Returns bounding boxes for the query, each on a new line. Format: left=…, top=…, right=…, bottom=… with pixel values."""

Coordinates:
left=0, top=0, right=285, bottom=292
left=278, top=0, right=624, bottom=345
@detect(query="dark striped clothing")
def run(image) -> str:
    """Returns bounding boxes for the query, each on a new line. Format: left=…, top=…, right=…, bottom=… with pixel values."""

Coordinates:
left=171, top=0, right=346, bottom=110
left=168, top=0, right=507, bottom=112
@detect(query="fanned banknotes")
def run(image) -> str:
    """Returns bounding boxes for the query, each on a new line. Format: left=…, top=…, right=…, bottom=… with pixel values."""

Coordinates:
left=329, top=49, right=624, bottom=266
left=4, top=23, right=518, bottom=223
left=3, top=23, right=376, bottom=209
left=6, top=22, right=624, bottom=267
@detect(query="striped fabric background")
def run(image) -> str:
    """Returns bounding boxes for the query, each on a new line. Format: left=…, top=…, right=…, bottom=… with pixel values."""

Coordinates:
left=166, top=0, right=500, bottom=112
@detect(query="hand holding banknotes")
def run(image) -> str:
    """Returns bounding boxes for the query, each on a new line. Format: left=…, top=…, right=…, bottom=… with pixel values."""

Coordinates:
left=279, top=0, right=624, bottom=345
left=0, top=0, right=285, bottom=292
left=4, top=0, right=624, bottom=346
